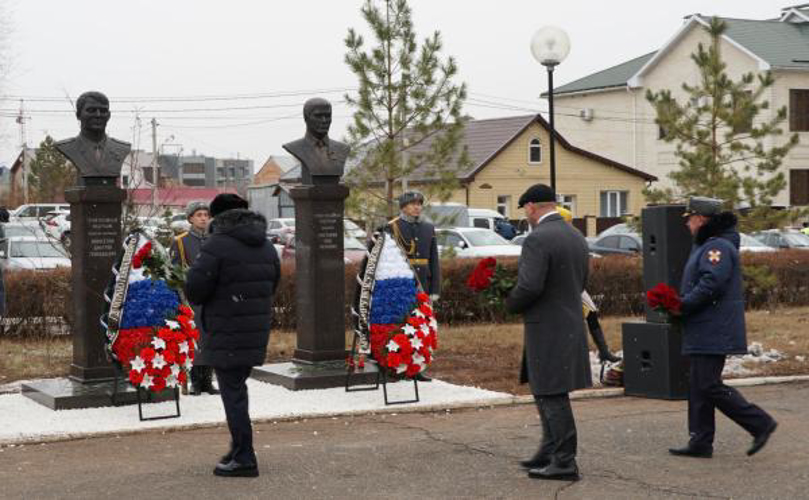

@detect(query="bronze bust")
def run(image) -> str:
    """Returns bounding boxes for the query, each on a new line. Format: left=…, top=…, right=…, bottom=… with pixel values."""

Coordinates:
left=56, top=91, right=131, bottom=186
left=283, top=98, right=350, bottom=185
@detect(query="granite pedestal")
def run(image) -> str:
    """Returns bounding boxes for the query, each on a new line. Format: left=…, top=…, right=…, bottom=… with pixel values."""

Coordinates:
left=22, top=186, right=131, bottom=409
left=21, top=378, right=175, bottom=410
left=253, top=184, right=355, bottom=390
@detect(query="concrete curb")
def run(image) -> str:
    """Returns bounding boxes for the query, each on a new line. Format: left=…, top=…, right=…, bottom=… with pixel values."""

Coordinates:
left=2, top=375, right=807, bottom=447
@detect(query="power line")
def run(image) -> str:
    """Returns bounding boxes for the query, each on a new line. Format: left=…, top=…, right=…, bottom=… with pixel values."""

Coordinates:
left=0, top=87, right=356, bottom=104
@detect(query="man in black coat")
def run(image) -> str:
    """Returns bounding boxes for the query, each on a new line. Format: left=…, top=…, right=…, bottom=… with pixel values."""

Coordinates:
left=506, top=184, right=590, bottom=482
left=669, top=197, right=777, bottom=459
left=185, top=194, right=281, bottom=478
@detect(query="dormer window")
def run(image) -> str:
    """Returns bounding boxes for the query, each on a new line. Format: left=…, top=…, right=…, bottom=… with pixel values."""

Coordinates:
left=529, top=138, right=542, bottom=164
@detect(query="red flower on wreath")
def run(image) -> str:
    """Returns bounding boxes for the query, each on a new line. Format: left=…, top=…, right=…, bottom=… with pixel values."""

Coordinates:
left=646, top=283, right=682, bottom=315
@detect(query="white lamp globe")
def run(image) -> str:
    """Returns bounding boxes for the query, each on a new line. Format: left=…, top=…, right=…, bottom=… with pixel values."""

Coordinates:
left=530, top=26, right=571, bottom=66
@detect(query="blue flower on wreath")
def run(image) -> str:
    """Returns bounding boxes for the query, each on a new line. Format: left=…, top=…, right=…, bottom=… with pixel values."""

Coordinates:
left=370, top=278, right=417, bottom=325
left=120, top=279, right=181, bottom=329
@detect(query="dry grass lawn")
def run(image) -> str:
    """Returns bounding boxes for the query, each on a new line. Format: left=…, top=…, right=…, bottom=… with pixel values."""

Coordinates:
left=2, top=307, right=808, bottom=395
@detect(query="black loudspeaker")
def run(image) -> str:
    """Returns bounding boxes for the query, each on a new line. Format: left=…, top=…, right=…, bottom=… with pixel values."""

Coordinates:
left=622, top=322, right=689, bottom=400
left=641, top=205, right=692, bottom=323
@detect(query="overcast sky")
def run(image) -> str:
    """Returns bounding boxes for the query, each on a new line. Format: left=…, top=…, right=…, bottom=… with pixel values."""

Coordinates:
left=0, top=0, right=782, bottom=170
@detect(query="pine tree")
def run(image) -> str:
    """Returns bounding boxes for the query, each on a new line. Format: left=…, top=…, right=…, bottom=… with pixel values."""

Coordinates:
left=645, top=17, right=800, bottom=231
left=344, top=0, right=469, bottom=221
left=27, top=136, right=76, bottom=202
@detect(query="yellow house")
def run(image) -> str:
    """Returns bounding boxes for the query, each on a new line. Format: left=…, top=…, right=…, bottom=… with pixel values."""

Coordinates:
left=435, top=114, right=656, bottom=224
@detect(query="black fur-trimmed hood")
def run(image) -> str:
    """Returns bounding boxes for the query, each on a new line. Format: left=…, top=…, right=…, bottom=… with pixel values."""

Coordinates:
left=211, top=208, right=268, bottom=247
left=695, top=211, right=739, bottom=248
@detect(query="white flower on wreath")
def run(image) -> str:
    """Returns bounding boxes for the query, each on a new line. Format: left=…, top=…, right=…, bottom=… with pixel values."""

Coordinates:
left=140, top=373, right=153, bottom=389
left=170, top=363, right=181, bottom=378
left=386, top=340, right=400, bottom=353
left=413, top=309, right=426, bottom=319
left=152, top=353, right=167, bottom=370
left=429, top=318, right=438, bottom=330
left=396, top=364, right=407, bottom=374
left=184, top=357, right=194, bottom=371
left=130, top=356, right=146, bottom=373
left=151, top=337, right=167, bottom=350
left=413, top=353, right=425, bottom=366
left=419, top=324, right=430, bottom=336
left=410, top=336, right=423, bottom=350
left=189, top=319, right=196, bottom=329
left=179, top=341, right=189, bottom=354
left=164, top=320, right=180, bottom=330
left=402, top=324, right=417, bottom=336
left=165, top=374, right=179, bottom=388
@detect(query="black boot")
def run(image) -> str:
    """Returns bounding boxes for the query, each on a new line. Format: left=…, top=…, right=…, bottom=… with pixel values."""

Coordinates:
left=190, top=366, right=203, bottom=396
left=587, top=312, right=621, bottom=363
left=201, top=366, right=220, bottom=395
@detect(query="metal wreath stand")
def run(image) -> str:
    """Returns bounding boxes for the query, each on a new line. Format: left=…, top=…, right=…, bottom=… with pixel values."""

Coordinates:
left=345, top=229, right=420, bottom=405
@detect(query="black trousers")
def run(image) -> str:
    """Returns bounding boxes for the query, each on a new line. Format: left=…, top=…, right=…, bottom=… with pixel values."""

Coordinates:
left=688, top=355, right=774, bottom=449
left=534, top=393, right=577, bottom=466
left=215, top=366, right=256, bottom=465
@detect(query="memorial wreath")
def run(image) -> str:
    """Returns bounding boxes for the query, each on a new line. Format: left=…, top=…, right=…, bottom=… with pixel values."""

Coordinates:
left=354, top=232, right=438, bottom=378
left=103, top=232, right=200, bottom=392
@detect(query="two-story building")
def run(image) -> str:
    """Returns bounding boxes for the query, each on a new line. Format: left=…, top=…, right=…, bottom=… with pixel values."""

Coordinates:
left=551, top=4, right=809, bottom=207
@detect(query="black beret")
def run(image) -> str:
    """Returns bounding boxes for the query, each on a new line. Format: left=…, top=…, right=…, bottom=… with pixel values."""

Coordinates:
left=210, top=193, right=248, bottom=217
left=683, top=196, right=723, bottom=217
left=518, top=183, right=556, bottom=208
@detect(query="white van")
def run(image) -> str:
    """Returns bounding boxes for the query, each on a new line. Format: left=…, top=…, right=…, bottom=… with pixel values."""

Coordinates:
left=467, top=208, right=508, bottom=230
left=10, top=203, right=70, bottom=222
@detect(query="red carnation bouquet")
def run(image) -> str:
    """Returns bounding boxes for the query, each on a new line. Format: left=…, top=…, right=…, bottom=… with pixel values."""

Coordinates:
left=646, top=283, right=682, bottom=318
left=466, top=257, right=515, bottom=310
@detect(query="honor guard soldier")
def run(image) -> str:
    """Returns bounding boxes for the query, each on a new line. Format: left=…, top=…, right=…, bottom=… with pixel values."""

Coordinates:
left=388, top=191, right=441, bottom=299
left=170, top=201, right=219, bottom=396
left=670, top=196, right=777, bottom=459
left=386, top=191, right=440, bottom=381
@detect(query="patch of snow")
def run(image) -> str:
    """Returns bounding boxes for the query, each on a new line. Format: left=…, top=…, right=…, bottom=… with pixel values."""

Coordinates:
left=0, top=378, right=509, bottom=445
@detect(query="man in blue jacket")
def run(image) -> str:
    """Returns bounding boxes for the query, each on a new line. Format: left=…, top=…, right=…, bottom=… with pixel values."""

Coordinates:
left=670, top=197, right=777, bottom=459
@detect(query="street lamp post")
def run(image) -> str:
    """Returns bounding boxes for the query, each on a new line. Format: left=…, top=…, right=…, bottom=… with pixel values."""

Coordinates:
left=531, top=26, right=570, bottom=194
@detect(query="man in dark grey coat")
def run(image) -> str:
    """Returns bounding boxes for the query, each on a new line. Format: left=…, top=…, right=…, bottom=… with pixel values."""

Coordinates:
left=506, top=183, right=591, bottom=482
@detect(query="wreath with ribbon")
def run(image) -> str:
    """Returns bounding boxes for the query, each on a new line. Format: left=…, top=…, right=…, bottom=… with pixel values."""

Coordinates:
left=354, top=231, right=438, bottom=378
left=103, top=233, right=199, bottom=392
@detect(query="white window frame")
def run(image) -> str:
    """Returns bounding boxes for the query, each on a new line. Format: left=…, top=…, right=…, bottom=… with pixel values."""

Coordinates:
left=528, top=138, right=542, bottom=164
left=496, top=195, right=511, bottom=217
left=600, top=190, right=628, bottom=217
left=559, top=194, right=575, bottom=215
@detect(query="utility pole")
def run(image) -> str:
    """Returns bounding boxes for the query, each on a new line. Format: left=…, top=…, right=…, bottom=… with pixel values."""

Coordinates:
left=151, top=118, right=158, bottom=210
left=17, top=100, right=29, bottom=204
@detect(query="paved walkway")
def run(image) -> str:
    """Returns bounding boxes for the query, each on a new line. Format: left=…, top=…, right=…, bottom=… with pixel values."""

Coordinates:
left=1, top=382, right=806, bottom=499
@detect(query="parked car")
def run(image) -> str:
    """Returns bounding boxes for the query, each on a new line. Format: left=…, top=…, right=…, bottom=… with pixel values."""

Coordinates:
left=588, top=233, right=642, bottom=256
left=0, top=222, right=47, bottom=256
left=739, top=232, right=776, bottom=253
left=597, top=222, right=634, bottom=237
left=136, top=216, right=172, bottom=240
left=436, top=227, right=522, bottom=258
left=39, top=210, right=71, bottom=244
left=0, top=237, right=70, bottom=270
left=344, top=219, right=367, bottom=241
left=751, top=230, right=809, bottom=250
left=279, top=233, right=367, bottom=264
left=10, top=203, right=69, bottom=222
left=169, top=213, right=191, bottom=235
left=267, top=218, right=296, bottom=243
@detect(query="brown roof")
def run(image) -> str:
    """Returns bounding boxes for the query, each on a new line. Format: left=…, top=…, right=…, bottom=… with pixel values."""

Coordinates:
left=404, top=114, right=656, bottom=182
